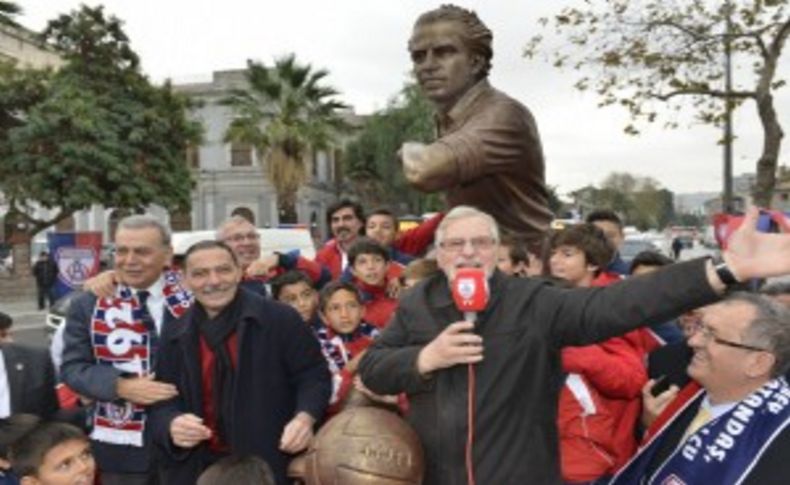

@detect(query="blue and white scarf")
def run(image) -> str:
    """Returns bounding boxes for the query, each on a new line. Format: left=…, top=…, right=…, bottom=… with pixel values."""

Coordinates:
left=611, top=377, right=790, bottom=485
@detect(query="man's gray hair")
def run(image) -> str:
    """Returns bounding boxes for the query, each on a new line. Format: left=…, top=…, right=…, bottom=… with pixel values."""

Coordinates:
left=730, top=292, right=790, bottom=378
left=436, top=206, right=499, bottom=245
left=116, top=214, right=171, bottom=246
left=215, top=215, right=253, bottom=240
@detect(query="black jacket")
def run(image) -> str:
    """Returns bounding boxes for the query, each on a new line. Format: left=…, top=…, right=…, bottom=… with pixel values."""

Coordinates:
left=359, top=259, right=719, bottom=485
left=32, top=258, right=57, bottom=288
left=0, top=343, right=58, bottom=419
left=150, top=288, right=331, bottom=485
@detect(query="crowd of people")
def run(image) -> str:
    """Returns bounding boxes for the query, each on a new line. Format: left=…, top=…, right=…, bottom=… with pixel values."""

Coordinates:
left=0, top=200, right=788, bottom=485
left=2, top=4, right=790, bottom=485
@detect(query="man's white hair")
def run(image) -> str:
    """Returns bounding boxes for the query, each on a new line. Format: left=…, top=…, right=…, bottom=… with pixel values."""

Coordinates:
left=436, top=206, right=499, bottom=244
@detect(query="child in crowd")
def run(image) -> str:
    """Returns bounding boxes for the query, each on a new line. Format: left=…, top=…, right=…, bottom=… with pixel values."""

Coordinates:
left=0, top=414, right=41, bottom=484
left=10, top=422, right=95, bottom=485
left=497, top=235, right=529, bottom=276
left=364, top=209, right=414, bottom=267
left=347, top=238, right=398, bottom=328
left=197, top=455, right=274, bottom=485
left=523, top=233, right=552, bottom=277
left=315, top=282, right=392, bottom=415
left=270, top=270, right=321, bottom=333
left=549, top=224, right=648, bottom=484
left=629, top=251, right=685, bottom=345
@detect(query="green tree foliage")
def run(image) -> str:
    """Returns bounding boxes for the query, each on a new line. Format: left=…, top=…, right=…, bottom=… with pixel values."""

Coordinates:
left=546, top=184, right=565, bottom=216
left=572, top=172, right=675, bottom=230
left=343, top=83, right=441, bottom=213
left=0, top=5, right=201, bottom=240
left=525, top=0, right=790, bottom=207
left=0, top=1, right=21, bottom=26
left=222, top=54, right=349, bottom=223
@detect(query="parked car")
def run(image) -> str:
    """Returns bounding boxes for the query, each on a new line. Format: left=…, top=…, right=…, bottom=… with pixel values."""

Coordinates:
left=619, top=238, right=660, bottom=266
left=45, top=291, right=82, bottom=338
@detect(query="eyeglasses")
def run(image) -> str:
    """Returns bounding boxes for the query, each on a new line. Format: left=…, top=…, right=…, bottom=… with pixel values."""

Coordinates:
left=224, top=232, right=260, bottom=243
left=438, top=236, right=496, bottom=253
left=691, top=321, right=769, bottom=352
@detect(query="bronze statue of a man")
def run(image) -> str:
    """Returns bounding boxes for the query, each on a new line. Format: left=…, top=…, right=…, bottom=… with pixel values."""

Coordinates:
left=402, top=5, right=552, bottom=238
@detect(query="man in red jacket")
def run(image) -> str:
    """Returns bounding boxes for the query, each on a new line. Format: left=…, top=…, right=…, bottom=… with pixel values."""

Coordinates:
left=315, top=199, right=365, bottom=280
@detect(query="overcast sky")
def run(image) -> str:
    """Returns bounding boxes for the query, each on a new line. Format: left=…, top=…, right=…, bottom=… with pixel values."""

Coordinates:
left=19, top=0, right=790, bottom=198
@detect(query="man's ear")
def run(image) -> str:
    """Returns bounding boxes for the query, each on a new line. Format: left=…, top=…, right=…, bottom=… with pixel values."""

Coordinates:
left=20, top=476, right=41, bottom=485
left=746, top=351, right=776, bottom=380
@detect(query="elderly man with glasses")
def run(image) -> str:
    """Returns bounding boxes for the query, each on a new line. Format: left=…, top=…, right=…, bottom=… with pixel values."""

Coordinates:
left=359, top=205, right=790, bottom=485
left=612, top=293, right=790, bottom=485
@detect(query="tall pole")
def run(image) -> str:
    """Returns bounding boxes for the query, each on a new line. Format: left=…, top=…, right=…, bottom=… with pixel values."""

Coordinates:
left=723, top=0, right=734, bottom=213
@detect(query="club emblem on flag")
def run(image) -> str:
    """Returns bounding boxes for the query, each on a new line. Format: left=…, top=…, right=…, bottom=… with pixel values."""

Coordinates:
left=56, top=247, right=97, bottom=288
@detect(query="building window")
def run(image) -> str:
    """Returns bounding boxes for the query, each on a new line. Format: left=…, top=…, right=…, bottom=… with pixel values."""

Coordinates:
left=230, top=142, right=253, bottom=167
left=186, top=144, right=200, bottom=168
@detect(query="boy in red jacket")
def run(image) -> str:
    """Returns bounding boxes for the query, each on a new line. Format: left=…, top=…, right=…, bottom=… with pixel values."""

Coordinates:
left=550, top=224, right=648, bottom=483
left=347, top=238, right=399, bottom=328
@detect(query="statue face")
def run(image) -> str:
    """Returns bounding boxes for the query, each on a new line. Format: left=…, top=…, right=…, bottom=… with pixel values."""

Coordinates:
left=409, top=20, right=483, bottom=110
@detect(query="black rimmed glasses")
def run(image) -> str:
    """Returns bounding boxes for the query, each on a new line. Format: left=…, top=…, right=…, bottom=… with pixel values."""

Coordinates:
left=438, top=236, right=496, bottom=253
left=692, top=321, right=769, bottom=352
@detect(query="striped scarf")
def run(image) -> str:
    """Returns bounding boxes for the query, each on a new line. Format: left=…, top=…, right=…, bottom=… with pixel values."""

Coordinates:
left=90, top=270, right=192, bottom=446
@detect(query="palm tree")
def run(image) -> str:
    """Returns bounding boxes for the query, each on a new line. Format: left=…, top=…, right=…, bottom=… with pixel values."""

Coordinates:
left=0, top=1, right=21, bottom=27
left=222, top=54, right=349, bottom=223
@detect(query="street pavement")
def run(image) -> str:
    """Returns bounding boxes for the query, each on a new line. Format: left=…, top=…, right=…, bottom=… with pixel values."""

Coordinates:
left=0, top=299, right=50, bottom=349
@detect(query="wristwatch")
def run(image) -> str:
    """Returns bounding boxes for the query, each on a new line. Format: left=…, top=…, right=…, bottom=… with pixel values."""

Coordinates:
left=711, top=256, right=740, bottom=286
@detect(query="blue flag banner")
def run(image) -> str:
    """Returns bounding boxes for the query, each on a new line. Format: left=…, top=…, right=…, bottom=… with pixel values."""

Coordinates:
left=48, top=232, right=102, bottom=300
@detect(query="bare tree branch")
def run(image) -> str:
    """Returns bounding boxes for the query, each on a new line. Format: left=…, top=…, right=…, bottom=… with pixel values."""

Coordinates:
left=651, top=89, right=755, bottom=101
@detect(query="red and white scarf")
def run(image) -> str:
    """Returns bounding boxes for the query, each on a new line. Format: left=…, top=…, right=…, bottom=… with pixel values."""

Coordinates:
left=90, top=270, right=192, bottom=446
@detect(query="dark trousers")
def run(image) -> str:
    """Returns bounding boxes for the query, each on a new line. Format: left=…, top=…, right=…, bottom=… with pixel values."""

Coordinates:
left=36, top=285, right=54, bottom=310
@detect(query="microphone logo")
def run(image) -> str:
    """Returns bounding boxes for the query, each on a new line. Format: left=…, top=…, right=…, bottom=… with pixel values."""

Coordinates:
left=451, top=267, right=489, bottom=314
left=457, top=277, right=477, bottom=306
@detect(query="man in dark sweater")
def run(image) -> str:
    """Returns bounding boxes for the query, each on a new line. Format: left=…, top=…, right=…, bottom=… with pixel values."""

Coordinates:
left=359, top=205, right=790, bottom=484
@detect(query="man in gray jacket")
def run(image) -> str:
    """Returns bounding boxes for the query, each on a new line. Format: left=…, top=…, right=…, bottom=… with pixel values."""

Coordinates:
left=359, top=205, right=790, bottom=484
left=61, top=215, right=188, bottom=485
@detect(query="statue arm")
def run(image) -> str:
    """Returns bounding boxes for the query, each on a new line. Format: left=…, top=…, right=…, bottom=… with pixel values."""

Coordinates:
left=401, top=141, right=458, bottom=192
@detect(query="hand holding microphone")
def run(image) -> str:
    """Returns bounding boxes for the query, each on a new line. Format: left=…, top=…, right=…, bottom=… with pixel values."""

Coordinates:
left=417, top=268, right=489, bottom=376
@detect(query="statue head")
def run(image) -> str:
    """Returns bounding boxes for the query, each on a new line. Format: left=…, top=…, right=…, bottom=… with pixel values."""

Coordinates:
left=408, top=5, right=493, bottom=111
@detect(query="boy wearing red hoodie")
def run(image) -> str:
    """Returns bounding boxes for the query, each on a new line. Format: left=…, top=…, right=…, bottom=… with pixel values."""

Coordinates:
left=347, top=238, right=399, bottom=329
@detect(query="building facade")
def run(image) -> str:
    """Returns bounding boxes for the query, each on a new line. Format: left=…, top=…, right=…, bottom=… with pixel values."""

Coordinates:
left=174, top=69, right=342, bottom=238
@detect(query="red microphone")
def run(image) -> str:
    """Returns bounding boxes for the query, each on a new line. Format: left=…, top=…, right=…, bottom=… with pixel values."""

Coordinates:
left=451, top=267, right=488, bottom=485
left=451, top=267, right=489, bottom=322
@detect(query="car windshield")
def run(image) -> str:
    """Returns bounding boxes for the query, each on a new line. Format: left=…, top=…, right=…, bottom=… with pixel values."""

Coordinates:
left=620, top=240, right=657, bottom=260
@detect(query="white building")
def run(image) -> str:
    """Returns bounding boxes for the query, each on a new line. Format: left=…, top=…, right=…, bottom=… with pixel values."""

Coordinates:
left=173, top=69, right=342, bottom=237
left=0, top=23, right=63, bottom=70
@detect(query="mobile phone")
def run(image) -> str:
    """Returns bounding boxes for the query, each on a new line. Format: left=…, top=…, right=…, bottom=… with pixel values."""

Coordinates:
left=650, top=375, right=671, bottom=397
